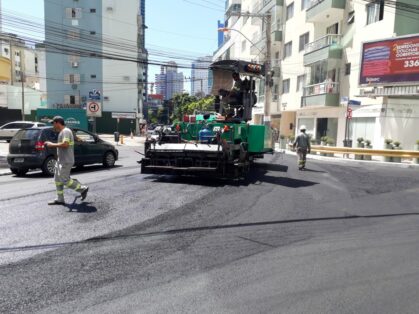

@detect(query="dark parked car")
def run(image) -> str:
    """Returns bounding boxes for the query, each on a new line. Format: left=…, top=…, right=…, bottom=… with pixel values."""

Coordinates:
left=7, top=127, right=119, bottom=176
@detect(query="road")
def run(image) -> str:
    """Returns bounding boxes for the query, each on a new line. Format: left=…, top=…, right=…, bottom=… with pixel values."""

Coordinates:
left=1, top=147, right=419, bottom=314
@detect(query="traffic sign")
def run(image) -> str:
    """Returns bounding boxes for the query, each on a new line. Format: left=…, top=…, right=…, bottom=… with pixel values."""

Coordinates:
left=88, top=89, right=101, bottom=100
left=87, top=101, right=102, bottom=117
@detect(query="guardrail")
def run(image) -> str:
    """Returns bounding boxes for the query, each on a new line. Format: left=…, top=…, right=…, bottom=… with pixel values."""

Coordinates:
left=310, top=145, right=419, bottom=158
left=304, top=34, right=341, bottom=54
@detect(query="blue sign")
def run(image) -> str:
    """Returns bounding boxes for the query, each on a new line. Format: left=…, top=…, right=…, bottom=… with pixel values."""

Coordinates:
left=348, top=100, right=361, bottom=106
left=89, top=89, right=101, bottom=100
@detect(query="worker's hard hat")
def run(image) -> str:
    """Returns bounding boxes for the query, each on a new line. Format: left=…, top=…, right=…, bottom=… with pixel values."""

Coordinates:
left=300, top=125, right=307, bottom=130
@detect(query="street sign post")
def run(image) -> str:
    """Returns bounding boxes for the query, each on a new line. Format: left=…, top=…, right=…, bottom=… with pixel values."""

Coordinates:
left=87, top=101, right=102, bottom=118
left=86, top=101, right=102, bottom=134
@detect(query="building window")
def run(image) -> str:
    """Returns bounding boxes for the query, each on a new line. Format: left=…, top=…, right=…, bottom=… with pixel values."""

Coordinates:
left=4, top=48, right=9, bottom=54
left=90, top=31, right=96, bottom=35
left=90, top=74, right=97, bottom=79
left=273, top=84, right=279, bottom=101
left=282, top=79, right=290, bottom=94
left=297, top=74, right=306, bottom=92
left=90, top=8, right=96, bottom=13
left=347, top=10, right=355, bottom=24
left=66, top=8, right=82, bottom=19
left=70, top=95, right=76, bottom=105
left=327, top=23, right=339, bottom=35
left=65, top=74, right=80, bottom=84
left=284, top=41, right=292, bottom=58
left=301, top=0, right=310, bottom=10
left=366, top=0, right=384, bottom=25
left=286, top=2, right=294, bottom=20
left=299, top=32, right=309, bottom=52
left=345, top=63, right=351, bottom=75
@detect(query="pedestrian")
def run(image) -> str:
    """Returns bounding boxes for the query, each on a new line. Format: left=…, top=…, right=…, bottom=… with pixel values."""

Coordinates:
left=293, top=125, right=311, bottom=170
left=45, top=116, right=89, bottom=205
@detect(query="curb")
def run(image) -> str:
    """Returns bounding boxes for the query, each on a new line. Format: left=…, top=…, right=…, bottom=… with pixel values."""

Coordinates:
left=0, top=171, right=11, bottom=176
left=276, top=148, right=419, bottom=169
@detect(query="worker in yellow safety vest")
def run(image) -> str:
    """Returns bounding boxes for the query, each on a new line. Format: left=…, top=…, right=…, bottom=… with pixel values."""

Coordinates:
left=45, top=116, right=89, bottom=205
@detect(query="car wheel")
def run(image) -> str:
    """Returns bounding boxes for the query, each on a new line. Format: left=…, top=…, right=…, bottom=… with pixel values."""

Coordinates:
left=103, top=151, right=116, bottom=168
left=10, top=168, right=28, bottom=176
left=42, top=156, right=56, bottom=176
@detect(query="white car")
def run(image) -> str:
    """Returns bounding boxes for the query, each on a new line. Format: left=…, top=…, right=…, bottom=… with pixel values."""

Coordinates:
left=0, top=121, right=46, bottom=142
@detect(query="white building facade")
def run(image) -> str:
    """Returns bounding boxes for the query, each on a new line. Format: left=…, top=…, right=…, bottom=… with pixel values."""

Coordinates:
left=214, top=0, right=419, bottom=149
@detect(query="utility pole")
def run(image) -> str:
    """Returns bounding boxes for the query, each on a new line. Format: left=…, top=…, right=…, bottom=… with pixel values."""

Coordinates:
left=21, top=71, right=25, bottom=121
left=264, top=13, right=272, bottom=127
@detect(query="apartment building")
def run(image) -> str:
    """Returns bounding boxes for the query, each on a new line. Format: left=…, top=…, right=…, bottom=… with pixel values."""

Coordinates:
left=44, top=0, right=147, bottom=133
left=155, top=62, right=184, bottom=100
left=191, top=56, right=212, bottom=97
left=214, top=0, right=419, bottom=149
left=293, top=0, right=419, bottom=149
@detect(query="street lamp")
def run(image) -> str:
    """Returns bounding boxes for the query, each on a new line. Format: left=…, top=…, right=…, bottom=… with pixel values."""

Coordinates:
left=218, top=27, right=264, bottom=56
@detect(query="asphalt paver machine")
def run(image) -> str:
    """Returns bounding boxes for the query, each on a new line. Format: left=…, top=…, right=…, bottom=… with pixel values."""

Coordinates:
left=140, top=60, right=274, bottom=178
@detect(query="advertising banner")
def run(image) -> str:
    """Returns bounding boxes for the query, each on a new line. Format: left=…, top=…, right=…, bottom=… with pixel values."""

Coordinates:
left=360, top=35, right=419, bottom=85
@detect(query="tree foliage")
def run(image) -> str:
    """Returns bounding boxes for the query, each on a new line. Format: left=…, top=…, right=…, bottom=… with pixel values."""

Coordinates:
left=171, top=93, right=215, bottom=121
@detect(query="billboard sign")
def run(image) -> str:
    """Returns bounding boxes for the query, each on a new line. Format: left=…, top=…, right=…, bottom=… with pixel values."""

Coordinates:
left=360, top=35, right=419, bottom=85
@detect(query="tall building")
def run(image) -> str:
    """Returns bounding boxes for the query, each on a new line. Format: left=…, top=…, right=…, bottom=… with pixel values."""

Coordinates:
left=155, top=62, right=184, bottom=100
left=191, top=56, right=212, bottom=97
left=214, top=0, right=419, bottom=150
left=44, top=0, right=147, bottom=133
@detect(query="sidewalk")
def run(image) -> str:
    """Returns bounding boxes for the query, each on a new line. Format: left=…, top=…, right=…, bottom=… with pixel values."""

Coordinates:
left=98, top=134, right=145, bottom=147
left=275, top=144, right=419, bottom=169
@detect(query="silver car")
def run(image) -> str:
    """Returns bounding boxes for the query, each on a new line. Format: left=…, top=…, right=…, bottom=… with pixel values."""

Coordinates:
left=0, top=121, right=46, bottom=142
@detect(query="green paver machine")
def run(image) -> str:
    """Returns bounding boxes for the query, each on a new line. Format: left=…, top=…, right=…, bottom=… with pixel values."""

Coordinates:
left=140, top=60, right=274, bottom=178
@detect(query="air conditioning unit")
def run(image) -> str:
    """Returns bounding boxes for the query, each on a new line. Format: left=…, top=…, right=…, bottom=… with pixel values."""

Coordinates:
left=106, top=6, right=113, bottom=11
left=104, top=96, right=110, bottom=101
left=72, top=62, right=79, bottom=68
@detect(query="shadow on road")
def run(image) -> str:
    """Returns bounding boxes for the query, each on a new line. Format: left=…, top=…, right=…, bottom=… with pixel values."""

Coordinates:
left=12, top=165, right=123, bottom=179
left=143, top=163, right=317, bottom=189
left=67, top=200, right=97, bottom=213
left=2, top=211, right=418, bottom=254
left=254, top=163, right=289, bottom=173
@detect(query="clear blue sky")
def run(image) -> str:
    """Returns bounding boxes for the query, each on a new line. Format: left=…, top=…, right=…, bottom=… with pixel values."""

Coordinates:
left=2, top=0, right=224, bottom=93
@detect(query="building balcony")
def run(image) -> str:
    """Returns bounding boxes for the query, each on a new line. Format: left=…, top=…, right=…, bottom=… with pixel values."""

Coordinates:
left=303, top=34, right=342, bottom=66
left=225, top=3, right=241, bottom=20
left=301, top=82, right=340, bottom=108
left=252, top=0, right=283, bottom=14
left=306, top=0, right=346, bottom=23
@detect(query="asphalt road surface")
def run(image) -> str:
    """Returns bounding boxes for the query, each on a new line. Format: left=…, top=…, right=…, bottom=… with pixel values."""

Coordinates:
left=1, top=148, right=419, bottom=314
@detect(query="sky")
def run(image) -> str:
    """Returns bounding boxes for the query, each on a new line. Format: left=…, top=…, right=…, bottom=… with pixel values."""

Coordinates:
left=1, top=0, right=224, bottom=93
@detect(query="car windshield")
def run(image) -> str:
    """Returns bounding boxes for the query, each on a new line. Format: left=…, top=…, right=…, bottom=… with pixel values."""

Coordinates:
left=14, top=129, right=41, bottom=140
